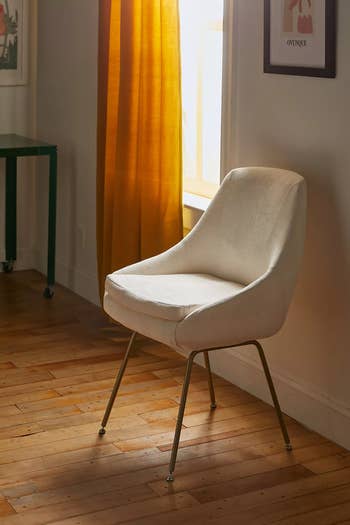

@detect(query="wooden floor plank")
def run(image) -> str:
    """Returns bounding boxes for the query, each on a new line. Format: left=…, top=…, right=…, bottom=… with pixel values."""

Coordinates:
left=15, top=378, right=180, bottom=413
left=0, top=443, right=122, bottom=484
left=0, top=390, right=59, bottom=408
left=0, top=363, right=16, bottom=370
left=0, top=500, right=15, bottom=517
left=303, top=454, right=350, bottom=474
left=127, top=472, right=350, bottom=525
left=149, top=443, right=343, bottom=496
left=0, top=414, right=148, bottom=452
left=48, top=492, right=198, bottom=525
left=0, top=484, right=155, bottom=524
left=0, top=406, right=21, bottom=417
left=190, top=464, right=313, bottom=504
left=273, top=499, right=350, bottom=525
left=0, top=406, right=82, bottom=430
left=0, top=270, right=349, bottom=524
left=2, top=432, right=327, bottom=510
left=0, top=360, right=174, bottom=400
left=0, top=368, right=54, bottom=388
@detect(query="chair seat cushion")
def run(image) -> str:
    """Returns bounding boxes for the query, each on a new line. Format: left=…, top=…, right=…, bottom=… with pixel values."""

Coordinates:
left=105, top=273, right=244, bottom=322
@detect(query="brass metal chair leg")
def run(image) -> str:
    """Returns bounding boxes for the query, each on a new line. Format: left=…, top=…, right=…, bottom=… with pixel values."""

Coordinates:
left=253, top=341, right=292, bottom=451
left=100, top=335, right=290, bottom=479
left=167, top=350, right=198, bottom=482
left=98, top=331, right=137, bottom=436
left=204, top=351, right=216, bottom=409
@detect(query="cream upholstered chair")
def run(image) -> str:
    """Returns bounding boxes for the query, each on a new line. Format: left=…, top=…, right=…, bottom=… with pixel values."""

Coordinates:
left=98, top=167, right=307, bottom=481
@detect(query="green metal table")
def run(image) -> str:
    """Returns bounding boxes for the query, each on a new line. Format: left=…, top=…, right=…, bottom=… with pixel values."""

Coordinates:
left=0, top=134, right=57, bottom=298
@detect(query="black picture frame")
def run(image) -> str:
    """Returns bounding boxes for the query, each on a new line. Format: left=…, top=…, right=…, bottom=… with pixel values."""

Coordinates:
left=264, top=0, right=336, bottom=78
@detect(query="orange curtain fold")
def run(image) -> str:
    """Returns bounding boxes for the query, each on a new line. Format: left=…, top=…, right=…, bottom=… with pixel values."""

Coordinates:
left=97, top=0, right=183, bottom=299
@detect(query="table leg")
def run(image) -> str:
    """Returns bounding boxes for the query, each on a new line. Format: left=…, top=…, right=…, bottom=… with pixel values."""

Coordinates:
left=3, top=157, right=17, bottom=273
left=44, top=149, right=57, bottom=298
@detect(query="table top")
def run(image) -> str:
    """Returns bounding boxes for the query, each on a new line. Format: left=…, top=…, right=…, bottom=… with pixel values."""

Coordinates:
left=0, top=134, right=56, bottom=156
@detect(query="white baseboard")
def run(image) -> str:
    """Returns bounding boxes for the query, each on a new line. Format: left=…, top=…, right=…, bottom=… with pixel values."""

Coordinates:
left=178, top=347, right=350, bottom=451
left=0, top=248, right=36, bottom=272
left=1, top=247, right=100, bottom=305
left=35, top=251, right=100, bottom=306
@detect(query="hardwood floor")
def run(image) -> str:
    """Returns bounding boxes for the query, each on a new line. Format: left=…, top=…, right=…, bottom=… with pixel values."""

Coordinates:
left=0, top=270, right=349, bottom=524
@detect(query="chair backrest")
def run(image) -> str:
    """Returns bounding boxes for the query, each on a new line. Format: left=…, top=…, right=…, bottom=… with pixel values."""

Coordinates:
left=185, top=167, right=307, bottom=287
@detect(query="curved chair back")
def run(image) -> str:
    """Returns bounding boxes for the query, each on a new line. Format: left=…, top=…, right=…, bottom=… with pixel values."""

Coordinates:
left=184, top=167, right=307, bottom=289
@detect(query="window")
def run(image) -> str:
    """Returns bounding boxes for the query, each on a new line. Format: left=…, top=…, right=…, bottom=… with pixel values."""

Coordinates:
left=179, top=0, right=224, bottom=199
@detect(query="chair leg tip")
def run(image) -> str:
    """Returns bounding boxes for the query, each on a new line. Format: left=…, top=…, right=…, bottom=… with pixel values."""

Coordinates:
left=210, top=403, right=217, bottom=409
left=98, top=427, right=106, bottom=436
left=166, top=473, right=174, bottom=482
left=285, top=443, right=293, bottom=451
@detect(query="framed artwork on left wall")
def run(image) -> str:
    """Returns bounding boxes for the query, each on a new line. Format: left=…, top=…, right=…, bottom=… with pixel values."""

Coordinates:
left=264, top=0, right=336, bottom=78
left=0, top=0, right=28, bottom=85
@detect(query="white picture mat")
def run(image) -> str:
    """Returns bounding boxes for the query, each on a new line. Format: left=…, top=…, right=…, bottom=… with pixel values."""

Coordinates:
left=270, top=0, right=326, bottom=68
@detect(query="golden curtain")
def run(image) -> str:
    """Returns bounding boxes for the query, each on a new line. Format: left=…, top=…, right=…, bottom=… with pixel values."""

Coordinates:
left=97, top=0, right=183, bottom=298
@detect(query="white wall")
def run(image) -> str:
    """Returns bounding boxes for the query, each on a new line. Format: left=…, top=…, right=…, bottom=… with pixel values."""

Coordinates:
left=36, top=0, right=99, bottom=304
left=0, top=1, right=37, bottom=270
left=198, top=0, right=350, bottom=450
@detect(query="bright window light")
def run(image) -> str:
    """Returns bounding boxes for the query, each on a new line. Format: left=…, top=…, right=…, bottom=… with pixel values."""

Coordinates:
left=179, top=0, right=224, bottom=199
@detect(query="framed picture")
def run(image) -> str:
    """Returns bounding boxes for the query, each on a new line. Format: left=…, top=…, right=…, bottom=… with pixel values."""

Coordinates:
left=264, top=0, right=336, bottom=78
left=0, top=0, right=28, bottom=85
